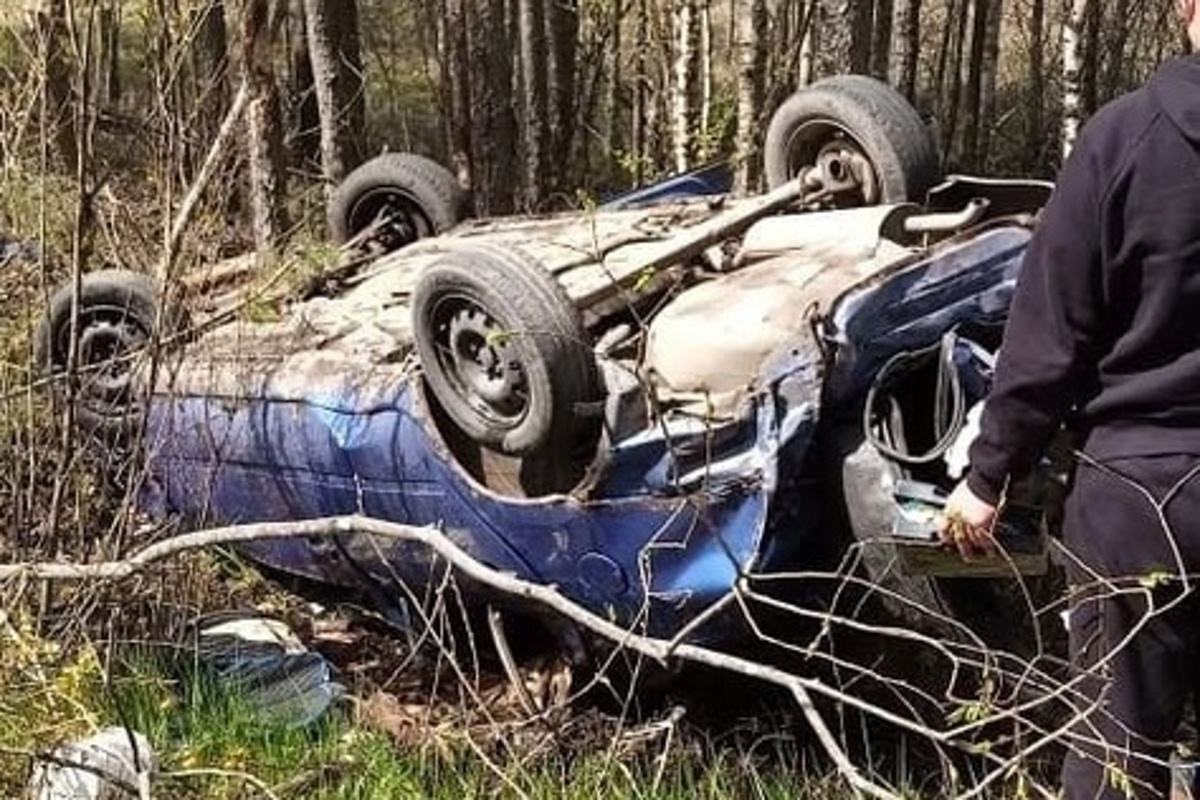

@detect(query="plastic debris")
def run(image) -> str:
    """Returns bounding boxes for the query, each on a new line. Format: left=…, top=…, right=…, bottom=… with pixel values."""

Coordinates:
left=30, top=727, right=156, bottom=800
left=195, top=614, right=345, bottom=727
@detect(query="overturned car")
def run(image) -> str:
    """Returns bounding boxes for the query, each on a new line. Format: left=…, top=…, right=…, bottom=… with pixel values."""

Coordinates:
left=38, top=76, right=1058, bottom=651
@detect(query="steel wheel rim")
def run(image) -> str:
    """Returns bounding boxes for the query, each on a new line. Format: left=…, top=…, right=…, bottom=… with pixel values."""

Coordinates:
left=786, top=119, right=880, bottom=206
left=349, top=188, right=432, bottom=251
left=55, top=303, right=152, bottom=413
left=430, top=294, right=531, bottom=431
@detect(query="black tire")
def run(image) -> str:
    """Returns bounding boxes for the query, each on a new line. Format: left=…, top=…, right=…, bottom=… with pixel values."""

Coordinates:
left=328, top=153, right=466, bottom=253
left=36, top=269, right=177, bottom=439
left=764, top=75, right=939, bottom=205
left=412, top=243, right=602, bottom=457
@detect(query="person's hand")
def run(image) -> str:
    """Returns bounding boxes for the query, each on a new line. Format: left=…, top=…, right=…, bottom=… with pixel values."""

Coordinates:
left=936, top=481, right=999, bottom=559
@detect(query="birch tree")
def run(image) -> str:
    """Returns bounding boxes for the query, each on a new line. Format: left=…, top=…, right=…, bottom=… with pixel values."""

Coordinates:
left=670, top=0, right=702, bottom=172
left=733, top=0, right=769, bottom=194
left=1062, top=0, right=1089, bottom=159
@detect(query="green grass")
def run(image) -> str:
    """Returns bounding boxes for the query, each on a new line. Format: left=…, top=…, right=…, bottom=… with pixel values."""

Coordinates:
left=0, top=633, right=842, bottom=800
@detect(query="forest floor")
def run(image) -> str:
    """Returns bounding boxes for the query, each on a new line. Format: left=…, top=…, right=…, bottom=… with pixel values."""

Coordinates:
left=0, top=548, right=848, bottom=800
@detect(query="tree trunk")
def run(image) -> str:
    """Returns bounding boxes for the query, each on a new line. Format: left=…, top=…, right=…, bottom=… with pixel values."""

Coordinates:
left=242, top=0, right=288, bottom=253
left=960, top=0, right=989, bottom=168
left=888, top=0, right=920, bottom=99
left=733, top=0, right=769, bottom=194
left=97, top=3, right=121, bottom=108
left=304, top=0, right=364, bottom=191
left=631, top=0, right=648, bottom=183
left=936, top=0, right=969, bottom=166
left=699, top=1, right=712, bottom=159
left=1101, top=0, right=1131, bottom=99
left=1080, top=0, right=1101, bottom=115
left=870, top=0, right=893, bottom=80
left=39, top=0, right=77, bottom=169
left=330, top=1, right=365, bottom=155
left=814, top=0, right=872, bottom=77
left=1025, top=0, right=1046, bottom=173
left=546, top=0, right=578, bottom=191
left=286, top=0, right=319, bottom=168
left=439, top=0, right=474, bottom=189
left=670, top=0, right=702, bottom=172
left=606, top=0, right=624, bottom=186
left=1062, top=0, right=1089, bottom=160
left=799, top=13, right=816, bottom=87
left=976, top=0, right=1002, bottom=170
left=193, top=0, right=231, bottom=160
left=518, top=0, right=548, bottom=208
left=467, top=0, right=517, bottom=214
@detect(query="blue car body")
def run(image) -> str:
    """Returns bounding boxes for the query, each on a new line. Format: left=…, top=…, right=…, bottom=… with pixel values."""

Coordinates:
left=137, top=208, right=1033, bottom=643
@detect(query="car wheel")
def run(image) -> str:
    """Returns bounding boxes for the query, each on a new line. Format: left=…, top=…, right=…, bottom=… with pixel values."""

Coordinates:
left=328, top=153, right=466, bottom=254
left=764, top=75, right=939, bottom=205
left=36, top=269, right=177, bottom=439
left=412, top=243, right=602, bottom=457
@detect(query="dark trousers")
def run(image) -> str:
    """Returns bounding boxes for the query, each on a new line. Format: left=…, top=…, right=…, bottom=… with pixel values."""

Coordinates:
left=1060, top=453, right=1200, bottom=800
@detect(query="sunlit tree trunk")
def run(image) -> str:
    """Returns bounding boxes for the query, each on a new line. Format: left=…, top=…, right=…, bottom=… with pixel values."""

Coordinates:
left=670, top=0, right=702, bottom=172
left=699, top=1, right=712, bottom=157
left=733, top=0, right=769, bottom=194
left=242, top=0, right=288, bottom=252
left=1062, top=0, right=1089, bottom=159
left=631, top=0, right=648, bottom=183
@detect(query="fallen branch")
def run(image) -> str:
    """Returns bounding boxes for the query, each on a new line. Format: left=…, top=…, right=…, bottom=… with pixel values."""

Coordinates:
left=0, top=514, right=894, bottom=799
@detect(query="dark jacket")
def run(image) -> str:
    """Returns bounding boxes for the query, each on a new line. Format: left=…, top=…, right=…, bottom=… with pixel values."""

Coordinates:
left=968, top=55, right=1200, bottom=504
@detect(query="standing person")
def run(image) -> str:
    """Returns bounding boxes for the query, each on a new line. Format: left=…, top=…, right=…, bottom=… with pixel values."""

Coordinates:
left=938, top=3, right=1200, bottom=797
